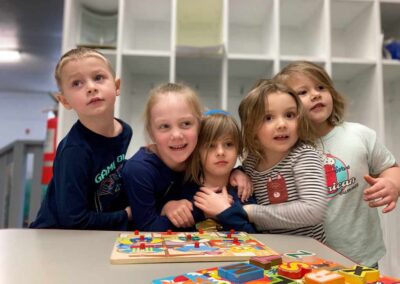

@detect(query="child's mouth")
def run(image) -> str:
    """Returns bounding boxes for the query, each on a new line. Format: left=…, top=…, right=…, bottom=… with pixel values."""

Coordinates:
left=311, top=103, right=325, bottom=111
left=169, top=144, right=187, bottom=151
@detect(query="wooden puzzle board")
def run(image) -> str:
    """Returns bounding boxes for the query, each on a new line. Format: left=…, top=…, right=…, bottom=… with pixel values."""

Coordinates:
left=110, top=231, right=280, bottom=264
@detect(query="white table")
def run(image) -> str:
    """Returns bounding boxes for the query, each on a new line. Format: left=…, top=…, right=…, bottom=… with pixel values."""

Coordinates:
left=0, top=229, right=356, bottom=284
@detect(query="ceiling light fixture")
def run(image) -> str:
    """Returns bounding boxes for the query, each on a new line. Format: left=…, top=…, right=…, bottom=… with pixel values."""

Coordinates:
left=0, top=49, right=21, bottom=62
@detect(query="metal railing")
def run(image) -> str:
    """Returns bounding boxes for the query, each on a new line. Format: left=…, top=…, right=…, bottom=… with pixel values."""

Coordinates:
left=0, top=140, right=43, bottom=228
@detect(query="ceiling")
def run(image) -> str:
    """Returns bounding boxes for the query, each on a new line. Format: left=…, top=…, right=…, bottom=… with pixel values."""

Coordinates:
left=0, top=0, right=64, bottom=94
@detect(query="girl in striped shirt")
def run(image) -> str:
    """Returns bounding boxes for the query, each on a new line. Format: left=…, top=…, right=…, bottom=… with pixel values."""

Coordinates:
left=194, top=80, right=327, bottom=241
left=238, top=79, right=328, bottom=242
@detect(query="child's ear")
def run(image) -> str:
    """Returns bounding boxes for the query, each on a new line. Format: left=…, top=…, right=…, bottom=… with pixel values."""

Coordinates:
left=115, top=78, right=121, bottom=97
left=56, top=92, right=72, bottom=110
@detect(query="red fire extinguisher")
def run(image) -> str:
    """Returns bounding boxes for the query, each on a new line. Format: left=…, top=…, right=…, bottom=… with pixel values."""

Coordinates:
left=41, top=115, right=57, bottom=185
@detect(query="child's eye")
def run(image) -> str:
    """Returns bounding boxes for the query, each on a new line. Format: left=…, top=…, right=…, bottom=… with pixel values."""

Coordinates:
left=297, top=90, right=307, bottom=96
left=94, top=74, right=104, bottom=81
left=159, top=124, right=169, bottom=130
left=317, top=85, right=325, bottom=91
left=285, top=111, right=297, bottom=119
left=224, top=141, right=235, bottom=148
left=72, top=80, right=81, bottom=87
left=263, top=114, right=273, bottom=122
left=181, top=121, right=193, bottom=128
left=209, top=143, right=216, bottom=148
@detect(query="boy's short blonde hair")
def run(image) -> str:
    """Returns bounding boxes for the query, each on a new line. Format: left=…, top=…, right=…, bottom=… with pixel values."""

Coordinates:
left=239, top=79, right=317, bottom=160
left=186, top=113, right=242, bottom=184
left=144, top=82, right=203, bottom=143
left=274, top=61, right=345, bottom=126
left=54, top=47, right=115, bottom=91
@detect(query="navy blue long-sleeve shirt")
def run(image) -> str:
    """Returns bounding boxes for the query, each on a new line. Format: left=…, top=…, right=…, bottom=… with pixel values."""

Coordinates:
left=30, top=119, right=132, bottom=230
left=122, top=147, right=255, bottom=232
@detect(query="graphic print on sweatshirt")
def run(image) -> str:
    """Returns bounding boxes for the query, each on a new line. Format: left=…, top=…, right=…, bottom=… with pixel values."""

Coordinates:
left=98, top=163, right=124, bottom=196
left=323, top=153, right=357, bottom=198
left=266, top=174, right=288, bottom=204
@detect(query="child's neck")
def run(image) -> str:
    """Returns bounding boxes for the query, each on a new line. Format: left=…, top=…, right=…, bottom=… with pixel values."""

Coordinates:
left=315, top=121, right=334, bottom=137
left=257, top=151, right=287, bottom=171
left=80, top=116, right=121, bottom=137
left=203, top=174, right=230, bottom=188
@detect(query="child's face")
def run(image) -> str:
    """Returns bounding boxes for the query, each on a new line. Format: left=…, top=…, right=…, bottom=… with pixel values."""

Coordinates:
left=57, top=56, right=119, bottom=119
left=150, top=93, right=199, bottom=171
left=257, top=91, right=299, bottom=158
left=287, top=73, right=333, bottom=129
left=200, top=135, right=237, bottom=181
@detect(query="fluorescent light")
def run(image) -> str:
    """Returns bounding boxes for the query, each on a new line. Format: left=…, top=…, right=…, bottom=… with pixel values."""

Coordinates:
left=0, top=50, right=21, bottom=62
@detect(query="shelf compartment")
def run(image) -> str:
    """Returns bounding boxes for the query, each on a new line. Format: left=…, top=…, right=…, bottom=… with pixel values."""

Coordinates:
left=78, top=7, right=118, bottom=49
left=383, top=61, right=400, bottom=161
left=331, top=62, right=378, bottom=130
left=228, top=0, right=275, bottom=57
left=280, top=0, right=326, bottom=58
left=176, top=0, right=223, bottom=53
left=176, top=56, right=223, bottom=110
left=331, top=0, right=376, bottom=60
left=119, top=55, right=170, bottom=154
left=122, top=0, right=172, bottom=52
left=227, top=59, right=274, bottom=120
left=380, top=2, right=400, bottom=41
left=63, top=0, right=119, bottom=50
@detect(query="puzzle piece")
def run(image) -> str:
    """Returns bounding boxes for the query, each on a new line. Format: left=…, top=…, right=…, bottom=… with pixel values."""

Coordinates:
left=278, top=262, right=312, bottom=279
left=218, top=262, right=264, bottom=283
left=269, top=275, right=298, bottom=284
left=250, top=255, right=283, bottom=269
left=304, top=269, right=345, bottom=284
left=338, top=265, right=380, bottom=284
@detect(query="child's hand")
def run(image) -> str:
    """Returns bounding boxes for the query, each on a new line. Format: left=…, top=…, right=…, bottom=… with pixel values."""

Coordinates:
left=229, top=169, right=253, bottom=202
left=161, top=200, right=194, bottom=228
left=125, top=206, right=133, bottom=221
left=203, top=186, right=234, bottom=205
left=364, top=175, right=399, bottom=213
left=194, top=186, right=231, bottom=218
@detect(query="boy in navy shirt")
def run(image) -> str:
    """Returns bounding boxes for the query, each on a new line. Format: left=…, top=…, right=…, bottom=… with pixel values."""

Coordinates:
left=30, top=47, right=132, bottom=230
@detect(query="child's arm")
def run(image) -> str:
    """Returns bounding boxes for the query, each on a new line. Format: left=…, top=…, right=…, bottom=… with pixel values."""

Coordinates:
left=243, top=148, right=327, bottom=230
left=54, top=147, right=129, bottom=230
left=363, top=165, right=400, bottom=213
left=229, top=168, right=253, bottom=202
left=194, top=187, right=256, bottom=233
left=122, top=161, right=178, bottom=231
left=161, top=199, right=195, bottom=228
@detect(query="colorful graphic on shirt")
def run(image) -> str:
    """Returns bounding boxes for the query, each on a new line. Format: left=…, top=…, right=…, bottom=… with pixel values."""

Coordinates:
left=98, top=164, right=123, bottom=196
left=323, top=153, right=356, bottom=198
left=266, top=174, right=288, bottom=204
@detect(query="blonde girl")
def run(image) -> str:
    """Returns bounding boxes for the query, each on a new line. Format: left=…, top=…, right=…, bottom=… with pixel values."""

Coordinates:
left=122, top=83, right=251, bottom=231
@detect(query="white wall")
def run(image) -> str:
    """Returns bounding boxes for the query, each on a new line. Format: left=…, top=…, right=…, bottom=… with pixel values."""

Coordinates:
left=0, top=91, right=55, bottom=149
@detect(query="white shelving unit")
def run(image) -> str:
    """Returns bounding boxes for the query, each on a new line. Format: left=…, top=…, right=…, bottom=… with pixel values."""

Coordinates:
left=59, top=0, right=400, bottom=160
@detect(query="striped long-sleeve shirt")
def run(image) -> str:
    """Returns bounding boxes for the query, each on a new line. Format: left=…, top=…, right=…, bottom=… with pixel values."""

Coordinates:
left=243, top=143, right=327, bottom=242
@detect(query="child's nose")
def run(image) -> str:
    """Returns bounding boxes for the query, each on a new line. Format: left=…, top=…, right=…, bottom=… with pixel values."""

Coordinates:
left=171, top=128, right=183, bottom=139
left=86, top=81, right=98, bottom=94
left=276, top=117, right=287, bottom=128
left=216, top=145, right=225, bottom=155
left=311, top=90, right=321, bottom=101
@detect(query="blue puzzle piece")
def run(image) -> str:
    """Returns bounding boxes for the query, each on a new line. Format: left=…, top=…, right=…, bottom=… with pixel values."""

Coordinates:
left=218, top=262, right=264, bottom=283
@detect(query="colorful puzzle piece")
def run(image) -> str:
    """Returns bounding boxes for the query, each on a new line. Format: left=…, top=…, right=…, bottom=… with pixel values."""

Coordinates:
left=304, top=269, right=345, bottom=284
left=249, top=255, right=283, bottom=269
left=277, top=262, right=312, bottom=279
left=218, top=262, right=264, bottom=283
left=338, top=265, right=380, bottom=284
